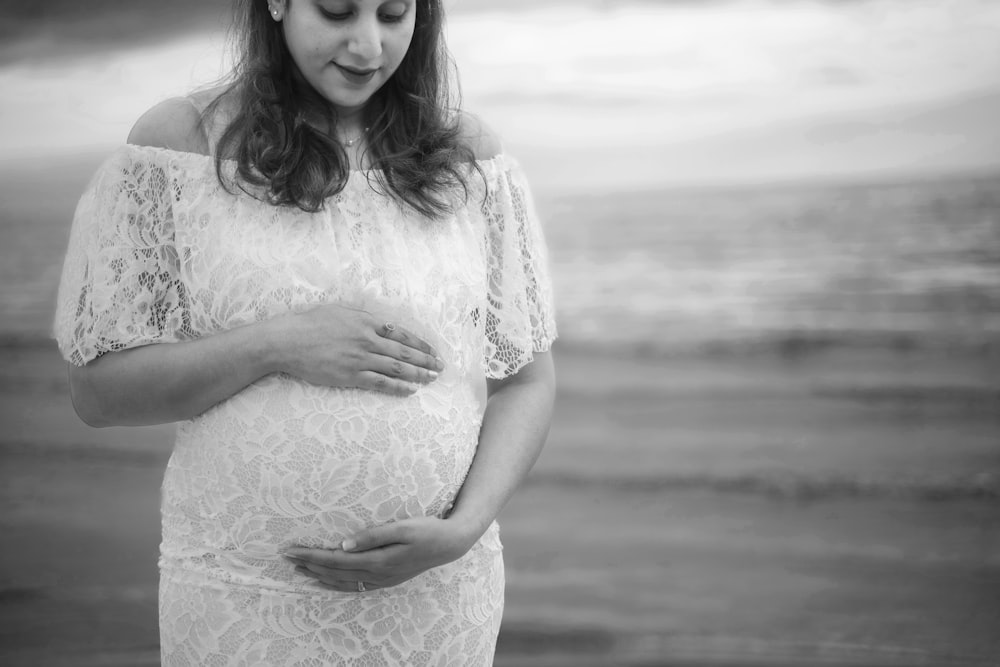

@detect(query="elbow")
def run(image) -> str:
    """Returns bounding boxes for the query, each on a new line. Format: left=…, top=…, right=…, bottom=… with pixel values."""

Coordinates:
left=67, top=363, right=114, bottom=428
left=71, top=402, right=113, bottom=429
left=69, top=388, right=113, bottom=429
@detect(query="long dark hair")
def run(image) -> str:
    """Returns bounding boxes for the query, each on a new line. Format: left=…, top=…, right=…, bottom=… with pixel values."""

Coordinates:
left=208, top=0, right=478, bottom=217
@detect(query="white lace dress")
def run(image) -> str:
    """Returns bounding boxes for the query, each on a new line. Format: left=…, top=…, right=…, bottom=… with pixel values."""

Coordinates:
left=53, top=143, right=556, bottom=666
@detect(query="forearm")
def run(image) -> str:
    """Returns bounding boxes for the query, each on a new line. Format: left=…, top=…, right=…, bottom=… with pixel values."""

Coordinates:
left=447, top=351, right=556, bottom=539
left=69, top=319, right=280, bottom=428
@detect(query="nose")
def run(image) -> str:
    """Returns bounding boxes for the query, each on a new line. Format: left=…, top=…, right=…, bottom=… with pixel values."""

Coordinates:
left=347, top=15, right=383, bottom=61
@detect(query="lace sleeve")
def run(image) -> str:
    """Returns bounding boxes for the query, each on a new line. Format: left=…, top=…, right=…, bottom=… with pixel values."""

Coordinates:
left=482, top=158, right=558, bottom=379
left=53, top=147, right=192, bottom=366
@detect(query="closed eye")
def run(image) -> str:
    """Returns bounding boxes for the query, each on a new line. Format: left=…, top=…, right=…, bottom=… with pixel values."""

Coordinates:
left=320, top=9, right=353, bottom=21
left=319, top=9, right=405, bottom=23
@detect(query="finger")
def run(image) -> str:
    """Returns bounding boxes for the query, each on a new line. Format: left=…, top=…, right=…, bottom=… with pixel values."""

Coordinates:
left=284, top=547, right=382, bottom=569
left=368, top=354, right=439, bottom=385
left=296, top=567, right=380, bottom=593
left=356, top=371, right=420, bottom=397
left=342, top=523, right=409, bottom=552
left=318, top=580, right=381, bottom=593
left=286, top=548, right=394, bottom=576
left=371, top=333, right=444, bottom=372
left=283, top=548, right=346, bottom=567
left=295, top=563, right=379, bottom=583
left=384, top=340, right=445, bottom=374
left=377, top=323, right=442, bottom=362
left=305, top=566, right=380, bottom=583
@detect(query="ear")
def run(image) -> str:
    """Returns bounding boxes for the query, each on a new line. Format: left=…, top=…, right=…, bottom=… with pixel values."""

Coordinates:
left=268, top=1, right=286, bottom=21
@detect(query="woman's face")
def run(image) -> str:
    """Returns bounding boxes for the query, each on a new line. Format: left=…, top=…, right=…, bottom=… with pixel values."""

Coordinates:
left=274, top=0, right=417, bottom=117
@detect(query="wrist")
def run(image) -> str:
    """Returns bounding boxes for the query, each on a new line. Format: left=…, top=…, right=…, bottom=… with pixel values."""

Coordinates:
left=251, top=314, right=291, bottom=375
left=226, top=316, right=286, bottom=378
left=443, top=510, right=491, bottom=550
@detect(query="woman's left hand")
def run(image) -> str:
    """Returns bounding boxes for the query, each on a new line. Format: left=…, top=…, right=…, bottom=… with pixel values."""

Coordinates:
left=282, top=516, right=481, bottom=593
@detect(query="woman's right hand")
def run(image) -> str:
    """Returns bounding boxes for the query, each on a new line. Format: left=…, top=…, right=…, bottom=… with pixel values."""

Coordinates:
left=267, top=304, right=445, bottom=396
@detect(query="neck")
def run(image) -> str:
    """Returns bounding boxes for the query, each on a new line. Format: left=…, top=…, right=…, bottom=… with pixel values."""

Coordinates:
left=339, top=126, right=369, bottom=150
left=331, top=98, right=369, bottom=133
left=336, top=113, right=366, bottom=136
left=298, top=109, right=367, bottom=148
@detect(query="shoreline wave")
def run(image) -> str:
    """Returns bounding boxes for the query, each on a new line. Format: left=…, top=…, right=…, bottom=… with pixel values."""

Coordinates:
left=4, top=439, right=997, bottom=503
left=4, top=438, right=996, bottom=504
left=527, top=470, right=1000, bottom=503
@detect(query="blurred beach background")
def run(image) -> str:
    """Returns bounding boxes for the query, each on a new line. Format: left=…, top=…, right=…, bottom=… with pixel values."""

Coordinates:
left=1, top=0, right=999, bottom=665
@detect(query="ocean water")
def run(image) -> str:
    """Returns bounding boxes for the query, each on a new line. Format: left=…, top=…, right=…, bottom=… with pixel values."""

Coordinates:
left=1, top=0, right=999, bottom=353
left=3, top=161, right=997, bottom=354
left=541, top=174, right=1000, bottom=353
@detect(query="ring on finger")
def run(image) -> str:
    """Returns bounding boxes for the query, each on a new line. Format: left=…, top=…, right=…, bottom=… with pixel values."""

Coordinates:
left=357, top=581, right=367, bottom=593
left=383, top=322, right=396, bottom=335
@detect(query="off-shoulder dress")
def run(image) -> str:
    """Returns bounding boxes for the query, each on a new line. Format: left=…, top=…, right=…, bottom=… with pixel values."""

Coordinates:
left=53, top=101, right=556, bottom=666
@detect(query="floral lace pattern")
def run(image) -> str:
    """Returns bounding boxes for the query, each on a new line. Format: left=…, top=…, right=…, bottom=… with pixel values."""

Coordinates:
left=53, top=144, right=556, bottom=666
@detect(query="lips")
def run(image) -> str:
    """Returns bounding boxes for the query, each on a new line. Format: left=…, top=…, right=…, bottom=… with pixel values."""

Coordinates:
left=334, top=63, right=379, bottom=85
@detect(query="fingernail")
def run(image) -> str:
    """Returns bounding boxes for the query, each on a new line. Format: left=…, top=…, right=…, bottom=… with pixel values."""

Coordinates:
left=341, top=539, right=357, bottom=552
left=435, top=357, right=445, bottom=371
left=427, top=370, right=439, bottom=380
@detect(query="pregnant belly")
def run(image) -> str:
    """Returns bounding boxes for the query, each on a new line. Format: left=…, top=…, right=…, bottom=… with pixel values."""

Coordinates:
left=160, top=374, right=482, bottom=580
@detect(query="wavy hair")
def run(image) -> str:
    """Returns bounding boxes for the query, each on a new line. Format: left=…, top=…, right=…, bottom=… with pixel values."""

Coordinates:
left=208, top=0, right=479, bottom=217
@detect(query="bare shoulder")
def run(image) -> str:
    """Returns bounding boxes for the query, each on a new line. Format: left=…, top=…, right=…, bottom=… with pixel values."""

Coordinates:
left=458, top=112, right=503, bottom=161
left=127, top=96, right=209, bottom=155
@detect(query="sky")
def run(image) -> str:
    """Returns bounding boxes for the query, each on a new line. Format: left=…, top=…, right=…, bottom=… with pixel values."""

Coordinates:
left=1, top=0, right=999, bottom=190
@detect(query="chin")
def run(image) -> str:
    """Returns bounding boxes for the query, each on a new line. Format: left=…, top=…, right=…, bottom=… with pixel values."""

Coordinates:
left=322, top=90, right=376, bottom=112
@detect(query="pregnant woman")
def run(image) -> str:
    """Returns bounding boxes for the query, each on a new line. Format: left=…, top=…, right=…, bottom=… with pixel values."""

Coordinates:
left=53, top=0, right=556, bottom=664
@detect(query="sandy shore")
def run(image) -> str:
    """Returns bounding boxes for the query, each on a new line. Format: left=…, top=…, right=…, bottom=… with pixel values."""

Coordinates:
left=1, top=341, right=997, bottom=666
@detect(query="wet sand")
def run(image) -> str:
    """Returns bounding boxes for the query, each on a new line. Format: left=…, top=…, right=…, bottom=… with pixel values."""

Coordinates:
left=1, top=341, right=997, bottom=666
